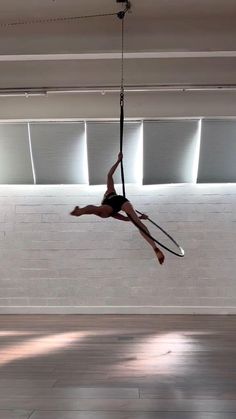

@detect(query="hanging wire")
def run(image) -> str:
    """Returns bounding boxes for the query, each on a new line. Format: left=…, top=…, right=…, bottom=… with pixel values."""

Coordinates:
left=121, top=17, right=125, bottom=94
left=0, top=11, right=118, bottom=28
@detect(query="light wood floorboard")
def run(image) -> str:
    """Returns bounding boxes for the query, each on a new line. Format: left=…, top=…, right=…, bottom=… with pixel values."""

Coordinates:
left=0, top=315, right=235, bottom=419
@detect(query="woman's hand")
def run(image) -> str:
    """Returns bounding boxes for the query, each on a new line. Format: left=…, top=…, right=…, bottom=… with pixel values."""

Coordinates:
left=117, top=152, right=123, bottom=162
left=139, top=213, right=148, bottom=220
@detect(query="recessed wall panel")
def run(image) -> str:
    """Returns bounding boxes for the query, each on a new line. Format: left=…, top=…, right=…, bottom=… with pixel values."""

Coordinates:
left=87, top=122, right=142, bottom=185
left=0, top=123, right=33, bottom=184
left=143, top=120, right=199, bottom=184
left=198, top=120, right=236, bottom=183
left=30, top=123, right=86, bottom=184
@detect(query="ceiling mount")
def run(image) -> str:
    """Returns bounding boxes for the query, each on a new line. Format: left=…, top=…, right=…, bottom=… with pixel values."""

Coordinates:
left=116, top=0, right=131, bottom=9
left=116, top=0, right=131, bottom=19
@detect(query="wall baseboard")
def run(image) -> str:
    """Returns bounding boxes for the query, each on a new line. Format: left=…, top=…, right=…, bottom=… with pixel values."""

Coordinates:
left=0, top=306, right=235, bottom=314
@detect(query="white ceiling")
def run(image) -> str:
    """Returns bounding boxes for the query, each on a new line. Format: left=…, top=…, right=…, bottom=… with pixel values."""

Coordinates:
left=0, top=0, right=236, bottom=118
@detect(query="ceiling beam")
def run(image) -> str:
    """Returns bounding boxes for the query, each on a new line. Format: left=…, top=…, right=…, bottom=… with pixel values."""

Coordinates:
left=0, top=51, right=236, bottom=61
left=1, top=84, right=236, bottom=97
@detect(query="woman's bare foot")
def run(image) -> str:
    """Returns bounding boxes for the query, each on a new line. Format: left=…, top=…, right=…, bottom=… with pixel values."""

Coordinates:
left=70, top=206, right=80, bottom=216
left=154, top=248, right=165, bottom=265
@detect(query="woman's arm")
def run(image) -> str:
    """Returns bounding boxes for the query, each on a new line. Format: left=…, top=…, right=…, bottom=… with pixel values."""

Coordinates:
left=107, top=152, right=123, bottom=177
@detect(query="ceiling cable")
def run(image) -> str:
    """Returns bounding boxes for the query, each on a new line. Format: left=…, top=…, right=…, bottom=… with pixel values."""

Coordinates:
left=0, top=13, right=119, bottom=27
left=0, top=3, right=131, bottom=28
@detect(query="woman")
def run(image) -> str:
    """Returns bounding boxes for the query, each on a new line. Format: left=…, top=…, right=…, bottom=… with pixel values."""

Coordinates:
left=70, top=153, right=165, bottom=264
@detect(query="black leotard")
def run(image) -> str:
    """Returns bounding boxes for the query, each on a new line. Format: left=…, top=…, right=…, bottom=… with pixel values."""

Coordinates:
left=101, top=192, right=129, bottom=215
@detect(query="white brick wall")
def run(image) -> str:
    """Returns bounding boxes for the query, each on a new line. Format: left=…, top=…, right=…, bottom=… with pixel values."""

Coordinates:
left=0, top=183, right=235, bottom=314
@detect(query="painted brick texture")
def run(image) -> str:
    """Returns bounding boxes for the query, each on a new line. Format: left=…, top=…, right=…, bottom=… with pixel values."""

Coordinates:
left=0, top=183, right=235, bottom=314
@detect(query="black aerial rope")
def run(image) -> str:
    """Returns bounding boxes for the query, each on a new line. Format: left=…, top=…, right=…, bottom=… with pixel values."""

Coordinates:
left=119, top=16, right=126, bottom=198
left=120, top=91, right=125, bottom=197
left=117, top=1, right=131, bottom=199
left=116, top=3, right=184, bottom=257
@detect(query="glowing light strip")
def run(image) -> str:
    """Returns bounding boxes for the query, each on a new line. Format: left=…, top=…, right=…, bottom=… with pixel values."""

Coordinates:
left=140, top=121, right=144, bottom=184
left=192, top=119, right=202, bottom=183
left=84, top=122, right=89, bottom=184
left=0, top=51, right=236, bottom=61
left=27, top=123, right=36, bottom=184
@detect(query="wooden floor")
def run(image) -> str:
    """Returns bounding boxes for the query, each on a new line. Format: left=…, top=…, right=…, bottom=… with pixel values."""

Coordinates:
left=0, top=315, right=236, bottom=418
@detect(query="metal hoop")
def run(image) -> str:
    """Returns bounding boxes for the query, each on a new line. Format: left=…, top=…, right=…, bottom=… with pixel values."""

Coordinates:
left=130, top=210, right=185, bottom=257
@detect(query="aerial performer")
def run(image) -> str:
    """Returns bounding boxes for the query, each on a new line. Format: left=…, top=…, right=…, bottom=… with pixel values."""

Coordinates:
left=70, top=152, right=165, bottom=265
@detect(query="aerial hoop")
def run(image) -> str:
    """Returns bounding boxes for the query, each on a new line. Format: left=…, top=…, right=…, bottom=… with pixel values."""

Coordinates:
left=133, top=211, right=185, bottom=257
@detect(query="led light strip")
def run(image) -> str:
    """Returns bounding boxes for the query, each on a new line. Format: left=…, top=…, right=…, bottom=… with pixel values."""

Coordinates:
left=27, top=123, right=36, bottom=184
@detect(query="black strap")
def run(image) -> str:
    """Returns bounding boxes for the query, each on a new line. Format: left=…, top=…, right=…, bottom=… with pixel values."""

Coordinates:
left=120, top=91, right=126, bottom=198
left=119, top=13, right=126, bottom=198
left=116, top=3, right=184, bottom=258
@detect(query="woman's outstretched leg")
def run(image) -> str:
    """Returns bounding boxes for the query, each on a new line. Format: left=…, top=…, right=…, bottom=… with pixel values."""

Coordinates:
left=70, top=205, right=111, bottom=218
left=70, top=205, right=100, bottom=217
left=122, top=202, right=165, bottom=265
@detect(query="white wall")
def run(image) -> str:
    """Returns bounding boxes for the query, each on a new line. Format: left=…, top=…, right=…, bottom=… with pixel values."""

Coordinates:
left=0, top=183, right=235, bottom=314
